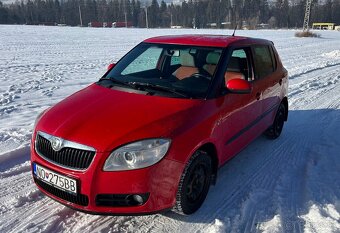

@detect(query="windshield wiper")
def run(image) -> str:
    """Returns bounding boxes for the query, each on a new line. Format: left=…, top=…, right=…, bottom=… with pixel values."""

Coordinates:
left=130, top=82, right=192, bottom=98
left=99, top=78, right=138, bottom=90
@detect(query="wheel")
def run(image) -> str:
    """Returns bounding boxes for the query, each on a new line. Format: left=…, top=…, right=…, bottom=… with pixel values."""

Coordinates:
left=173, top=150, right=212, bottom=215
left=265, top=103, right=286, bottom=139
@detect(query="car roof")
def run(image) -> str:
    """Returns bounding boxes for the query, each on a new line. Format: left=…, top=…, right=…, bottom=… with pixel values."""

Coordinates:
left=143, top=34, right=273, bottom=48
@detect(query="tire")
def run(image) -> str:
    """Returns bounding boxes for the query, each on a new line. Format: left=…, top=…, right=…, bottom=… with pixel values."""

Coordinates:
left=173, top=150, right=212, bottom=215
left=265, top=103, right=286, bottom=139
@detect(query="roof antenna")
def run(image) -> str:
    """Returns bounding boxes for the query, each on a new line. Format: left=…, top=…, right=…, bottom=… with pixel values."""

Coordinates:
left=232, top=25, right=237, bottom=36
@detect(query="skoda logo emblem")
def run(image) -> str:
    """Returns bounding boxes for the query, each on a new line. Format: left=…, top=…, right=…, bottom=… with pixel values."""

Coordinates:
left=51, top=137, right=63, bottom=151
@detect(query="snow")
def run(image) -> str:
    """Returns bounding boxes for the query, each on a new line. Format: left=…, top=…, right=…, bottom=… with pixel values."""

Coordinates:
left=322, top=50, right=340, bottom=59
left=301, top=204, right=340, bottom=233
left=0, top=25, right=340, bottom=233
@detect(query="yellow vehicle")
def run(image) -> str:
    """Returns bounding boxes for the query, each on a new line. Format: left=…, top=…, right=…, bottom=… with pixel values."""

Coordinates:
left=312, top=23, right=335, bottom=30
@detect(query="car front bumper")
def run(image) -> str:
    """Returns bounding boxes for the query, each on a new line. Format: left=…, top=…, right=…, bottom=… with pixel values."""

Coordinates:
left=31, top=145, right=185, bottom=215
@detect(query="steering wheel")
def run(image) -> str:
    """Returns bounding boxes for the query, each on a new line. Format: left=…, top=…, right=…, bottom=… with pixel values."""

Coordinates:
left=189, top=72, right=211, bottom=81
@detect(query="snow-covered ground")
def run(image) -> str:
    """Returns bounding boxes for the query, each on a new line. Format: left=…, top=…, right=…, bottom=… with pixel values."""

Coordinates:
left=0, top=25, right=339, bottom=233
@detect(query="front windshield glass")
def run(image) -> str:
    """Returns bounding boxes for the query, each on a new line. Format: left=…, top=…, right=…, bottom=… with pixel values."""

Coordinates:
left=101, top=43, right=223, bottom=99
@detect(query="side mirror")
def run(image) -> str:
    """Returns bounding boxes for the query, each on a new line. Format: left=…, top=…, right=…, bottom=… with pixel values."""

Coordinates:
left=226, top=78, right=252, bottom=94
left=107, top=63, right=116, bottom=71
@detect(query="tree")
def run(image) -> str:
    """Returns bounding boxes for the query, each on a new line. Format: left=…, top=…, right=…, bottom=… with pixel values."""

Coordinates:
left=0, top=1, right=9, bottom=24
left=159, top=1, right=169, bottom=28
left=1, top=0, right=340, bottom=28
left=132, top=0, right=140, bottom=27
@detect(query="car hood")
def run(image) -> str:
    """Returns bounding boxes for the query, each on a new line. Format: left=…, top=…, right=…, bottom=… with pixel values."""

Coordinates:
left=36, top=84, right=201, bottom=152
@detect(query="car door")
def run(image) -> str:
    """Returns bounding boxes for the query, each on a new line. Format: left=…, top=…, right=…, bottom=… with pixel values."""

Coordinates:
left=218, top=47, right=264, bottom=164
left=251, top=44, right=282, bottom=130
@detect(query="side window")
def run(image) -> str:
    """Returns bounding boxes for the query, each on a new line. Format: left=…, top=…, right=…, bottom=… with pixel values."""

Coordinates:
left=232, top=49, right=247, bottom=59
left=225, top=48, right=251, bottom=83
left=122, top=47, right=162, bottom=75
left=253, top=46, right=274, bottom=79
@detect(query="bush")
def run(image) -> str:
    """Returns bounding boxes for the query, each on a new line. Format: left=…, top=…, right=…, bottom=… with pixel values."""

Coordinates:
left=295, top=31, right=320, bottom=38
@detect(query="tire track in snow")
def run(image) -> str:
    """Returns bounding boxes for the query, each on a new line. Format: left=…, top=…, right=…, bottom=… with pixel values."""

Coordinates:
left=288, top=62, right=340, bottom=80
left=289, top=66, right=340, bottom=108
left=273, top=121, right=315, bottom=233
left=268, top=68, right=340, bottom=233
left=214, top=134, right=302, bottom=233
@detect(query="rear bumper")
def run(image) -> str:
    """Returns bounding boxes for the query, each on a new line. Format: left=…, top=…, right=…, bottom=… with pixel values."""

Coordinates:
left=31, top=145, right=185, bottom=215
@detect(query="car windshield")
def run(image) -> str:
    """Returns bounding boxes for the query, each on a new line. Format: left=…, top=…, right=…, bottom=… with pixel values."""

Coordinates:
left=100, top=43, right=223, bottom=99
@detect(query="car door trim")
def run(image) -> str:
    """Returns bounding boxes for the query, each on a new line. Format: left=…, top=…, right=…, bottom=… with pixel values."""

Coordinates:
left=225, top=103, right=279, bottom=145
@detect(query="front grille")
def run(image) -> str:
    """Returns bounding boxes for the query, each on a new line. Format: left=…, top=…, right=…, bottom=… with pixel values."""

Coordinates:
left=35, top=134, right=95, bottom=170
left=34, top=177, right=89, bottom=206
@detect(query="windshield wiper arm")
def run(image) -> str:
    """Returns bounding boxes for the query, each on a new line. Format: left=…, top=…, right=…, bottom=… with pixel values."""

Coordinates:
left=130, top=82, right=191, bottom=98
left=99, top=78, right=138, bottom=90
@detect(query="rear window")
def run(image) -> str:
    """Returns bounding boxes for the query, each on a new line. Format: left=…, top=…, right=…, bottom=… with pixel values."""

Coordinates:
left=253, top=46, right=275, bottom=79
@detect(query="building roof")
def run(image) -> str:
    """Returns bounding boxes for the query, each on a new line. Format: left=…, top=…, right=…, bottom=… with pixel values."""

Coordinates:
left=143, top=34, right=272, bottom=48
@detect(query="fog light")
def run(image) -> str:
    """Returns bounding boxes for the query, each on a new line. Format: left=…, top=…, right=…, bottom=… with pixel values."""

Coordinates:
left=132, top=194, right=143, bottom=204
left=96, top=193, right=149, bottom=207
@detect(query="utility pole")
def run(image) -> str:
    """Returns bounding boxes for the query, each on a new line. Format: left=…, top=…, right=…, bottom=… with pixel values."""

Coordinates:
left=124, top=0, right=128, bottom=28
left=78, top=5, right=83, bottom=27
left=145, top=7, right=149, bottom=28
left=303, top=0, right=312, bottom=31
left=125, top=12, right=127, bottom=28
left=170, top=13, right=173, bottom=28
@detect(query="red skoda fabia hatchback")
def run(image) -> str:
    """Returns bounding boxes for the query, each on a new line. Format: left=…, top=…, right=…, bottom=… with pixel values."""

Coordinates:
left=31, top=35, right=288, bottom=215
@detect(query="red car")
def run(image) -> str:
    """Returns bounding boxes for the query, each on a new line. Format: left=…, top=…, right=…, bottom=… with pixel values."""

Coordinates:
left=31, top=35, right=288, bottom=215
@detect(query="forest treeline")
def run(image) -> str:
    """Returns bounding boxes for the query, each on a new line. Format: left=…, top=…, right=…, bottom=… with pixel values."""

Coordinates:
left=1, top=0, right=340, bottom=29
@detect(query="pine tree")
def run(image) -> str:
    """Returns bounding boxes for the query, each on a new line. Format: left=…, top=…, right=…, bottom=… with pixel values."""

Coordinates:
left=148, top=0, right=159, bottom=27
left=1, top=0, right=340, bottom=28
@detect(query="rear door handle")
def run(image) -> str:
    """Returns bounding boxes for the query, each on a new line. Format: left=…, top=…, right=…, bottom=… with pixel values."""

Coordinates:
left=256, top=92, right=261, bottom=100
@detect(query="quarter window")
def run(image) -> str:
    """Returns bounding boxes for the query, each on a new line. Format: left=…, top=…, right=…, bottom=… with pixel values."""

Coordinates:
left=253, top=46, right=275, bottom=79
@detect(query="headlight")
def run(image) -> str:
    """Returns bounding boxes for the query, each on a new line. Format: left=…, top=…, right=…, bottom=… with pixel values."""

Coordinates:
left=103, top=139, right=171, bottom=171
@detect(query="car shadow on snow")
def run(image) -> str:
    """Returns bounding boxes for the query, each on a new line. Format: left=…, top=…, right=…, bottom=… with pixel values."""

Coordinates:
left=161, top=109, right=340, bottom=232
left=0, top=146, right=31, bottom=173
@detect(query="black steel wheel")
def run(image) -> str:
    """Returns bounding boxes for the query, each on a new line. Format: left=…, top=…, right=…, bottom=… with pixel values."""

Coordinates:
left=173, top=150, right=212, bottom=215
left=265, top=103, right=286, bottom=139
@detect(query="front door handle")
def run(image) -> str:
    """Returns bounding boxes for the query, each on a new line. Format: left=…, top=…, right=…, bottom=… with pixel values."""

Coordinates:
left=256, top=92, right=261, bottom=100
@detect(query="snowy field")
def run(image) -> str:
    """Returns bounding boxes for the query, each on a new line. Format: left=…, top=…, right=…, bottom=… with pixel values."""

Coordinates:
left=0, top=25, right=339, bottom=233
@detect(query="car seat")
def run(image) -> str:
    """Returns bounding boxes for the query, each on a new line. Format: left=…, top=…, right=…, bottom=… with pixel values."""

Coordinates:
left=173, top=51, right=199, bottom=80
left=203, top=51, right=221, bottom=76
left=224, top=57, right=245, bottom=83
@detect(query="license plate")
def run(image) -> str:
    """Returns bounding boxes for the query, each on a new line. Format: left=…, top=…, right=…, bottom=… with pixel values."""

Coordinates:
left=33, top=163, right=77, bottom=194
